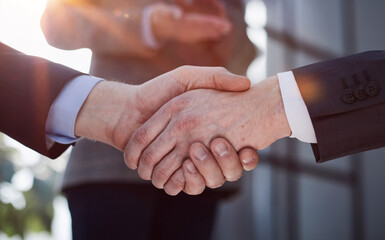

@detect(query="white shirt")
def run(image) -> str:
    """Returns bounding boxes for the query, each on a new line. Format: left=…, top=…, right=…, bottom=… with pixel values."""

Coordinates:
left=278, top=71, right=317, bottom=143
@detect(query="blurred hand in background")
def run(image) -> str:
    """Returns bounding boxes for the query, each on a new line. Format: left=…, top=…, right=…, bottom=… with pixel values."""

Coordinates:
left=150, top=2, right=232, bottom=45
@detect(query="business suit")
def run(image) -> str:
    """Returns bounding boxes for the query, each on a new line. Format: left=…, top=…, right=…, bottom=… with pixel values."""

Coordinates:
left=293, top=51, right=385, bottom=162
left=0, top=42, right=79, bottom=158
left=42, top=0, right=256, bottom=239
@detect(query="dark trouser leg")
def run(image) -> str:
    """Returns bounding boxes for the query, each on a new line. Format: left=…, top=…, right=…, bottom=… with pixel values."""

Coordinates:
left=65, top=184, right=155, bottom=240
left=150, top=191, right=219, bottom=240
left=65, top=184, right=220, bottom=240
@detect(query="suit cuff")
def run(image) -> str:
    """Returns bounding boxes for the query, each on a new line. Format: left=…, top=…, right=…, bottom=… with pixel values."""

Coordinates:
left=278, top=71, right=318, bottom=143
left=46, top=75, right=104, bottom=144
left=142, top=5, right=162, bottom=49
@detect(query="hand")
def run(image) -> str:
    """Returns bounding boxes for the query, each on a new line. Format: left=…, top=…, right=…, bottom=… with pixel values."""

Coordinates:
left=173, top=0, right=227, bottom=17
left=124, top=76, right=292, bottom=188
left=150, top=2, right=232, bottom=44
left=164, top=138, right=260, bottom=196
left=74, top=66, right=250, bottom=152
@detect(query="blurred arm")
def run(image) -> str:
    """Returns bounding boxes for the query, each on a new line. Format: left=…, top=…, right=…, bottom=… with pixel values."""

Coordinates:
left=41, top=0, right=156, bottom=57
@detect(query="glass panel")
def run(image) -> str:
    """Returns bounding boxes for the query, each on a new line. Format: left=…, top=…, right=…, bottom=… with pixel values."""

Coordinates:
left=298, top=174, right=352, bottom=240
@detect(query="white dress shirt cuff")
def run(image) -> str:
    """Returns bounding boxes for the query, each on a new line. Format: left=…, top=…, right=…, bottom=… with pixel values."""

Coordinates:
left=46, top=75, right=104, bottom=144
left=277, top=71, right=317, bottom=144
left=142, top=5, right=162, bottom=49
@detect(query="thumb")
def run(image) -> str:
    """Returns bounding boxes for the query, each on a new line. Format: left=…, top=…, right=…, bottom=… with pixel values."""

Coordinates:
left=173, top=66, right=251, bottom=92
left=135, top=66, right=250, bottom=118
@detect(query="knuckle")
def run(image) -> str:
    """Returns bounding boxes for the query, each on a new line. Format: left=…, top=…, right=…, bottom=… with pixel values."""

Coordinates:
left=169, top=96, right=189, bottom=113
left=174, top=65, right=190, bottom=77
left=178, top=65, right=189, bottom=72
left=173, top=114, right=200, bottom=133
left=171, top=177, right=185, bottom=190
left=134, top=128, right=150, bottom=144
left=180, top=65, right=194, bottom=72
left=141, top=150, right=157, bottom=167
left=153, top=168, right=170, bottom=184
left=215, top=66, right=226, bottom=72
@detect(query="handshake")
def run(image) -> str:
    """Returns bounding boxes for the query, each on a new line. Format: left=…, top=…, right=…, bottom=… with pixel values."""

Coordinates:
left=75, top=66, right=292, bottom=196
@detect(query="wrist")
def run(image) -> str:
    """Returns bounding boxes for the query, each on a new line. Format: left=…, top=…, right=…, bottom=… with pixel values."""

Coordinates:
left=266, top=76, right=292, bottom=140
left=74, top=81, right=138, bottom=150
left=247, top=76, right=291, bottom=149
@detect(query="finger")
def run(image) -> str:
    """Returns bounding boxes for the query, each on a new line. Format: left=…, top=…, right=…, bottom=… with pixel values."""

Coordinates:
left=152, top=2, right=182, bottom=19
left=189, top=142, right=225, bottom=189
left=172, top=66, right=250, bottom=92
left=183, top=13, right=232, bottom=33
left=125, top=66, right=250, bottom=170
left=183, top=159, right=206, bottom=195
left=164, top=168, right=185, bottom=196
left=168, top=4, right=183, bottom=19
left=210, top=138, right=243, bottom=182
left=178, top=15, right=232, bottom=42
left=239, top=148, right=259, bottom=171
left=124, top=104, right=173, bottom=170
left=136, top=126, right=177, bottom=180
left=172, top=0, right=190, bottom=9
left=150, top=149, right=185, bottom=188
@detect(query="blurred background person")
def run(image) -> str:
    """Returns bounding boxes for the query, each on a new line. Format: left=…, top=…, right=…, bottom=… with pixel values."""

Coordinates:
left=41, top=0, right=256, bottom=239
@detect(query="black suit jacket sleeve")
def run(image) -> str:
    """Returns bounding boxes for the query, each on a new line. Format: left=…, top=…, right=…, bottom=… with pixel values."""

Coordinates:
left=292, top=51, right=385, bottom=162
left=0, top=42, right=84, bottom=158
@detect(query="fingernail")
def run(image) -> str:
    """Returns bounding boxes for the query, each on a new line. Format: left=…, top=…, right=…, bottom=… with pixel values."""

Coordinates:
left=186, top=161, right=197, bottom=174
left=242, top=157, right=254, bottom=165
left=214, top=142, right=229, bottom=157
left=193, top=146, right=207, bottom=161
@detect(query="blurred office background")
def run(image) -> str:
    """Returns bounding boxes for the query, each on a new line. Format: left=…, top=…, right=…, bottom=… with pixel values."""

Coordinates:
left=0, top=0, right=385, bottom=239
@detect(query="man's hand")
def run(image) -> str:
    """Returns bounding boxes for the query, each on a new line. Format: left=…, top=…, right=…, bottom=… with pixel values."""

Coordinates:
left=150, top=2, right=232, bottom=44
left=124, top=76, right=292, bottom=189
left=74, top=66, right=250, bottom=152
left=164, top=138, right=260, bottom=196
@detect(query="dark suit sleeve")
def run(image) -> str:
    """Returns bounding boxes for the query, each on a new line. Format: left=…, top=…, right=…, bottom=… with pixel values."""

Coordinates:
left=292, top=51, right=385, bottom=162
left=0, top=42, right=84, bottom=158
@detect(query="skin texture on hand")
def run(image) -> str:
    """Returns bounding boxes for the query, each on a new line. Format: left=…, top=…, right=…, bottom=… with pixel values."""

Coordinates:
left=124, top=76, right=292, bottom=190
left=150, top=2, right=232, bottom=44
left=165, top=138, right=260, bottom=196
left=74, top=66, right=251, bottom=152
